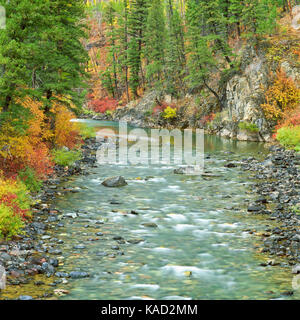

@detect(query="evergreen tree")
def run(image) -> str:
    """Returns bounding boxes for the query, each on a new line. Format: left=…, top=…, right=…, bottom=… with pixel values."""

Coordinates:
left=102, top=1, right=120, bottom=98
left=127, top=0, right=149, bottom=97
left=165, top=0, right=186, bottom=96
left=229, top=0, right=244, bottom=36
left=242, top=0, right=278, bottom=37
left=144, top=0, right=165, bottom=86
left=0, top=0, right=41, bottom=114
left=34, top=0, right=89, bottom=113
left=186, top=0, right=231, bottom=107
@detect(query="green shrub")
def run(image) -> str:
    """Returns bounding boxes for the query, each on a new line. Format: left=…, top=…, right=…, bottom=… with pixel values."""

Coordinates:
left=18, top=167, right=42, bottom=193
left=53, top=149, right=82, bottom=167
left=276, top=126, right=300, bottom=150
left=78, top=124, right=96, bottom=139
left=0, top=204, right=25, bottom=240
left=238, top=121, right=259, bottom=133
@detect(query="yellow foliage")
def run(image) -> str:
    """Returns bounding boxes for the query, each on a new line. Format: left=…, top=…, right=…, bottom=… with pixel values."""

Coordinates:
left=261, top=69, right=300, bottom=121
left=163, top=106, right=177, bottom=119
left=51, top=102, right=81, bottom=149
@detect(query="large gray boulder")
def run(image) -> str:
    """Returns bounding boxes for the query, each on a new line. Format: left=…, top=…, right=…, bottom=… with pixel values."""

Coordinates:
left=102, top=176, right=128, bottom=188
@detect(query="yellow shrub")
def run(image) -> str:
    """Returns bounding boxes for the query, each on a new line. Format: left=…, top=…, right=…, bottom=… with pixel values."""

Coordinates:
left=163, top=106, right=177, bottom=119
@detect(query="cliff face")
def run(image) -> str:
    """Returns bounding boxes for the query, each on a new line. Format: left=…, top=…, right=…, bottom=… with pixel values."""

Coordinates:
left=218, top=45, right=272, bottom=142
left=206, top=39, right=300, bottom=142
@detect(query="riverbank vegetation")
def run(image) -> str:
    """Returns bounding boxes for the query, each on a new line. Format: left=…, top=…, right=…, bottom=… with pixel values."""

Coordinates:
left=0, top=1, right=91, bottom=238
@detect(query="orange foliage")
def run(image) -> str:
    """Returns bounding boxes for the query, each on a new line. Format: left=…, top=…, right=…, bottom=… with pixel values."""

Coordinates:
left=0, top=98, right=54, bottom=179
left=51, top=102, right=82, bottom=149
left=0, top=96, right=82, bottom=180
left=261, top=69, right=300, bottom=121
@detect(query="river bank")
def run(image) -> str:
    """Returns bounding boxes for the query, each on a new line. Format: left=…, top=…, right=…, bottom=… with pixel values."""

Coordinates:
left=0, top=137, right=102, bottom=300
left=241, top=146, right=300, bottom=270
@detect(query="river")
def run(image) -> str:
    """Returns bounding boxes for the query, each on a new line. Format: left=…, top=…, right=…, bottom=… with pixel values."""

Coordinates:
left=35, top=120, right=299, bottom=299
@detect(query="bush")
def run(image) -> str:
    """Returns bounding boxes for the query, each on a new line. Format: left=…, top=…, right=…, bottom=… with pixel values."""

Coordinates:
left=163, top=106, right=177, bottom=119
left=0, top=175, right=32, bottom=239
left=78, top=124, right=96, bottom=139
left=88, top=97, right=118, bottom=113
left=53, top=149, right=82, bottom=167
left=238, top=122, right=259, bottom=133
left=261, top=69, right=300, bottom=121
left=53, top=103, right=82, bottom=149
left=0, top=204, right=25, bottom=240
left=18, top=167, right=42, bottom=193
left=276, top=126, right=300, bottom=150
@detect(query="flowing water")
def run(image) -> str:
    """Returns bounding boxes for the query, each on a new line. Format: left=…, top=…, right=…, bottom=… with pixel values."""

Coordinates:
left=49, top=120, right=298, bottom=300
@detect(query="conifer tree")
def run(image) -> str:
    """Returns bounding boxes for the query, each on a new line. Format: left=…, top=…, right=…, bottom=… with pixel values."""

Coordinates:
left=144, top=0, right=165, bottom=86
left=127, top=0, right=149, bottom=97
left=165, top=0, right=186, bottom=96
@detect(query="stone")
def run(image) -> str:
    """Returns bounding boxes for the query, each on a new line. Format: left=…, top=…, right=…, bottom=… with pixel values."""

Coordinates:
left=141, top=223, right=158, bottom=228
left=247, top=205, right=264, bottom=213
left=224, top=163, right=237, bottom=168
left=102, top=176, right=128, bottom=188
left=18, top=296, right=34, bottom=300
left=69, top=271, right=89, bottom=279
left=127, top=239, right=144, bottom=244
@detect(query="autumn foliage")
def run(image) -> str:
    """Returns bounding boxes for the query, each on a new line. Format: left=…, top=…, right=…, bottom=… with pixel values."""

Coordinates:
left=261, top=69, right=300, bottom=121
left=88, top=96, right=118, bottom=113
left=0, top=174, right=32, bottom=239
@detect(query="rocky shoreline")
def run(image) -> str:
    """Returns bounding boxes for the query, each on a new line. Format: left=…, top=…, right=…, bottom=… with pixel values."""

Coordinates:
left=241, top=146, right=300, bottom=272
left=0, top=137, right=101, bottom=300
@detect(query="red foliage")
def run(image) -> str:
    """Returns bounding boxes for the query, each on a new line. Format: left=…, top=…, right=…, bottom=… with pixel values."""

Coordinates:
left=0, top=193, right=29, bottom=220
left=199, top=113, right=215, bottom=126
left=88, top=97, right=118, bottom=113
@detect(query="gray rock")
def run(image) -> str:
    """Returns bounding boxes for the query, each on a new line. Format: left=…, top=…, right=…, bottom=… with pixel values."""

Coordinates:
left=0, top=252, right=12, bottom=262
left=69, top=271, right=89, bottom=279
left=102, top=176, right=128, bottom=188
left=73, top=245, right=86, bottom=250
left=18, top=296, right=34, bottom=300
left=127, top=238, right=144, bottom=244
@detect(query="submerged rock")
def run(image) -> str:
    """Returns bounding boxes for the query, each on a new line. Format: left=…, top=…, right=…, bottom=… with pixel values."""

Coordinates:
left=69, top=271, right=90, bottom=279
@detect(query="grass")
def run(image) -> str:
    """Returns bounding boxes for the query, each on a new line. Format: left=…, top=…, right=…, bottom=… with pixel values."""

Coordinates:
left=276, top=126, right=300, bottom=151
left=53, top=149, right=82, bottom=167
left=238, top=121, right=259, bottom=133
left=78, top=123, right=96, bottom=139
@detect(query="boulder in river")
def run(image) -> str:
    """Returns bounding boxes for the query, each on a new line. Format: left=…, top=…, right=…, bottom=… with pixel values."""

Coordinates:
left=102, top=176, right=128, bottom=188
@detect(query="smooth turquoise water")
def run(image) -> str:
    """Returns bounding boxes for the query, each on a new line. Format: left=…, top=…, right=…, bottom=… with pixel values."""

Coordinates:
left=51, top=120, right=298, bottom=300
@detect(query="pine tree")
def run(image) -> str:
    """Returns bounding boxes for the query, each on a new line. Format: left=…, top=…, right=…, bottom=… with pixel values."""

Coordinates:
left=229, top=0, right=244, bottom=36
left=165, top=0, right=186, bottom=96
left=127, top=0, right=149, bottom=97
left=144, top=0, right=165, bottom=87
left=0, top=0, right=40, bottom=114
left=242, top=0, right=278, bottom=37
left=34, top=0, right=89, bottom=113
left=102, top=1, right=120, bottom=98
left=186, top=0, right=227, bottom=108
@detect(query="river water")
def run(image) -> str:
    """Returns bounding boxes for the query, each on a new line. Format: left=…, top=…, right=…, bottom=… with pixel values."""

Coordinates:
left=50, top=120, right=298, bottom=300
